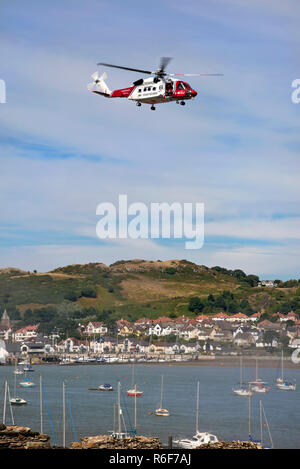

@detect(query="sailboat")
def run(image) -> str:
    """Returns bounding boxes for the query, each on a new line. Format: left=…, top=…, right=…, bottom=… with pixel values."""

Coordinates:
left=10, top=372, right=27, bottom=405
left=110, top=381, right=137, bottom=439
left=2, top=381, right=16, bottom=425
left=23, top=360, right=34, bottom=372
left=19, top=369, right=35, bottom=388
left=276, top=350, right=296, bottom=391
left=13, top=359, right=23, bottom=375
left=127, top=364, right=143, bottom=397
left=173, top=381, right=218, bottom=448
left=249, top=358, right=271, bottom=393
left=233, top=357, right=253, bottom=396
left=155, top=375, right=170, bottom=416
left=248, top=394, right=274, bottom=449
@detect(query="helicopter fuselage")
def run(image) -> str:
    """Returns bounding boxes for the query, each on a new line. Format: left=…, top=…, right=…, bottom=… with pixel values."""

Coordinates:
left=93, top=77, right=197, bottom=105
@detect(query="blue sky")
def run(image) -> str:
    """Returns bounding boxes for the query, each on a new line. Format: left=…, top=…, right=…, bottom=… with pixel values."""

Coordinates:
left=0, top=0, right=300, bottom=279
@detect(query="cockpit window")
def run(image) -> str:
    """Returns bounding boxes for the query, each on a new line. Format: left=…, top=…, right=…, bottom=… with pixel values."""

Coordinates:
left=183, top=82, right=192, bottom=90
left=177, top=82, right=185, bottom=90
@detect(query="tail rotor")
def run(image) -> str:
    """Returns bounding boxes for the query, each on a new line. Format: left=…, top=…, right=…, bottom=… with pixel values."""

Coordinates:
left=87, top=71, right=110, bottom=94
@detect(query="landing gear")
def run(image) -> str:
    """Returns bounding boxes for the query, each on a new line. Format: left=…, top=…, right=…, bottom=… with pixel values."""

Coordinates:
left=151, top=105, right=156, bottom=111
left=180, top=101, right=185, bottom=106
left=136, top=102, right=141, bottom=107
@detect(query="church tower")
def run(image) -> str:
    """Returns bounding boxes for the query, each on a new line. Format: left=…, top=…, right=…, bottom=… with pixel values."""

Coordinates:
left=0, top=309, right=11, bottom=329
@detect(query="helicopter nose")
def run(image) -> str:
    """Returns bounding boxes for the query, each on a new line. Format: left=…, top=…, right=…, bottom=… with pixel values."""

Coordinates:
left=192, top=90, right=197, bottom=97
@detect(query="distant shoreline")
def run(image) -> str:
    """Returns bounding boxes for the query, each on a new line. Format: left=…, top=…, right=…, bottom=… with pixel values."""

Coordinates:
left=143, top=356, right=300, bottom=370
left=4, top=355, right=300, bottom=370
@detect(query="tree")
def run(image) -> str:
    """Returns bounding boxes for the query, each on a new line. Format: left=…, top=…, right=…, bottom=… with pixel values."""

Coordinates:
left=244, top=275, right=259, bottom=287
left=232, top=269, right=246, bottom=279
left=214, top=296, right=226, bottom=309
left=165, top=267, right=177, bottom=275
left=81, top=286, right=97, bottom=298
left=278, top=335, right=290, bottom=348
left=227, top=302, right=239, bottom=314
left=262, top=330, right=279, bottom=346
left=64, top=291, right=78, bottom=302
left=188, top=297, right=204, bottom=313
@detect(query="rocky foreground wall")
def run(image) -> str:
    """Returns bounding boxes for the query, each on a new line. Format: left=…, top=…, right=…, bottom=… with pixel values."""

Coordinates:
left=0, top=424, right=51, bottom=449
left=70, top=435, right=162, bottom=449
left=0, top=425, right=262, bottom=450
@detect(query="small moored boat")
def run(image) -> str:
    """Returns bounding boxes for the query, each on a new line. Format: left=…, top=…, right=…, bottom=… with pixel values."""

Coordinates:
left=10, top=397, right=27, bottom=406
left=98, top=384, right=114, bottom=391
left=155, top=375, right=169, bottom=416
left=174, top=381, right=218, bottom=448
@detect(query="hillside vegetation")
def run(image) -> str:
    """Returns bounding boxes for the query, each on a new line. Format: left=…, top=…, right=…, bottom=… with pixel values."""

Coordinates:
left=0, top=260, right=299, bottom=336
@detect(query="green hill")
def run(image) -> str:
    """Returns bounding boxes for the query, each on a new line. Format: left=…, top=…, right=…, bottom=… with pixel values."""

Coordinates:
left=0, top=260, right=299, bottom=330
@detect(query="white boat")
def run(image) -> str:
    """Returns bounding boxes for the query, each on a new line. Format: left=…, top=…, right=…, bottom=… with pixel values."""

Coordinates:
left=250, top=382, right=271, bottom=393
left=98, top=384, right=114, bottom=391
left=10, top=373, right=27, bottom=406
left=13, top=358, right=24, bottom=375
left=249, top=358, right=271, bottom=393
left=155, top=375, right=169, bottom=416
left=174, top=432, right=219, bottom=449
left=174, top=381, right=218, bottom=448
left=277, top=381, right=296, bottom=391
left=127, top=363, right=143, bottom=397
left=10, top=397, right=27, bottom=406
left=276, top=351, right=296, bottom=391
left=233, top=388, right=253, bottom=396
left=23, top=364, right=34, bottom=372
left=127, top=388, right=143, bottom=397
left=233, top=357, right=253, bottom=396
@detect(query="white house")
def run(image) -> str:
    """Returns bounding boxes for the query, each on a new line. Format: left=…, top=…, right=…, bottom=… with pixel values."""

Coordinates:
left=84, top=321, right=108, bottom=336
left=14, top=325, right=38, bottom=342
left=148, top=323, right=174, bottom=336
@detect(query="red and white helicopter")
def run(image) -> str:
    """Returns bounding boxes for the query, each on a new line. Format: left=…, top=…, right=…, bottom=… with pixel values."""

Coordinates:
left=87, top=57, right=222, bottom=110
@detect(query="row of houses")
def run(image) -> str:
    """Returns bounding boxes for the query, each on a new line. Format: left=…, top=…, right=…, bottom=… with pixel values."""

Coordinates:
left=1, top=319, right=300, bottom=361
left=1, top=310, right=300, bottom=358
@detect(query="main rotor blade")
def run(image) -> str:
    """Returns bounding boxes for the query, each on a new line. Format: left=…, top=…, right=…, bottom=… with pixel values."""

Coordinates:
left=169, top=73, right=224, bottom=77
left=97, top=62, right=152, bottom=74
left=159, top=56, right=172, bottom=72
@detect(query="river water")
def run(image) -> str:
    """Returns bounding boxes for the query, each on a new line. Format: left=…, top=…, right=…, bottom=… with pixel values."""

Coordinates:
left=1, top=363, right=299, bottom=448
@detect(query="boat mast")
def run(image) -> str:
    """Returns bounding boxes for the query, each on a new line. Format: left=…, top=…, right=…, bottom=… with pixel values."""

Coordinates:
left=240, top=356, right=243, bottom=385
left=255, top=357, right=258, bottom=382
left=63, top=381, right=66, bottom=448
left=113, top=403, right=116, bottom=434
left=3, top=380, right=7, bottom=424
left=248, top=392, right=251, bottom=437
left=160, top=375, right=164, bottom=409
left=260, top=400, right=263, bottom=445
left=134, top=384, right=137, bottom=431
left=118, top=381, right=121, bottom=435
left=261, top=402, right=274, bottom=448
left=281, top=349, right=284, bottom=381
left=40, top=375, right=43, bottom=434
left=196, top=381, right=199, bottom=434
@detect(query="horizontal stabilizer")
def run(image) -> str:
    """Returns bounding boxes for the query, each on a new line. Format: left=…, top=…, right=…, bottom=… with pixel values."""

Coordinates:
left=92, top=90, right=111, bottom=97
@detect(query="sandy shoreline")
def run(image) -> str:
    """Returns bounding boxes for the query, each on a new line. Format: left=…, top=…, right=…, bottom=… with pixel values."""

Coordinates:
left=140, top=356, right=300, bottom=370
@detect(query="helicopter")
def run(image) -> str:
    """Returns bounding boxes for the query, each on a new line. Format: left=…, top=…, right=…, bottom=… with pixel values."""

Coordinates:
left=87, top=57, right=223, bottom=110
